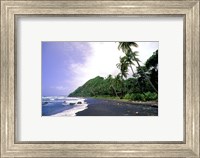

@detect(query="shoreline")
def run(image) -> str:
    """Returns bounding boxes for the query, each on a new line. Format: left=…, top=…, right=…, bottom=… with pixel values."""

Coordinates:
left=42, top=97, right=158, bottom=116
left=90, top=97, right=158, bottom=107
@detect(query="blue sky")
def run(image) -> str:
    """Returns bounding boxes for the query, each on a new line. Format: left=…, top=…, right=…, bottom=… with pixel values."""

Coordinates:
left=42, top=42, right=158, bottom=96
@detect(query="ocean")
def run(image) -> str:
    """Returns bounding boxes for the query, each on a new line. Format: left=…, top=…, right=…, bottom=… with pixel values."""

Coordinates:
left=42, top=96, right=88, bottom=116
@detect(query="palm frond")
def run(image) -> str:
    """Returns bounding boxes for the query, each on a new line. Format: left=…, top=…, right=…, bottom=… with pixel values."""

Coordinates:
left=118, top=42, right=138, bottom=53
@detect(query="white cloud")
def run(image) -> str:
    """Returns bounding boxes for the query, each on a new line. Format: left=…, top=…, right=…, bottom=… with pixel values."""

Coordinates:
left=69, top=42, right=122, bottom=88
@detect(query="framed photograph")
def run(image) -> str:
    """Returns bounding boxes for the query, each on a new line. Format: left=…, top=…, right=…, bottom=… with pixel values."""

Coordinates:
left=42, top=41, right=158, bottom=117
left=1, top=0, right=199, bottom=157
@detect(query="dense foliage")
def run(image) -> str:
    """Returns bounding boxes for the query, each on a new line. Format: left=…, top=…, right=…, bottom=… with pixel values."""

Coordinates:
left=68, top=48, right=158, bottom=102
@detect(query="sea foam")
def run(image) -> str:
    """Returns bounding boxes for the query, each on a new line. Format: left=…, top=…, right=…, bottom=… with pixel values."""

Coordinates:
left=42, top=96, right=88, bottom=116
left=51, top=104, right=88, bottom=116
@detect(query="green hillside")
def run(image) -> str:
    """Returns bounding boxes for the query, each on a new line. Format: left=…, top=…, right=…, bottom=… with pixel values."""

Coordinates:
left=68, top=76, right=105, bottom=97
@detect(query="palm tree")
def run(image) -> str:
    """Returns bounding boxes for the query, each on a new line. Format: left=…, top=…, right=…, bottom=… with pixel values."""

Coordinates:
left=118, top=42, right=158, bottom=93
left=116, top=56, right=145, bottom=95
left=116, top=57, right=129, bottom=78
left=114, top=74, right=125, bottom=98
left=106, top=75, right=118, bottom=97
left=117, top=42, right=139, bottom=78
left=118, top=42, right=138, bottom=52
left=145, top=50, right=158, bottom=89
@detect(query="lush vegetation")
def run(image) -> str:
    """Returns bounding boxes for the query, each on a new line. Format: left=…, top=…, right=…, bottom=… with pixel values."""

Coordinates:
left=69, top=42, right=158, bottom=102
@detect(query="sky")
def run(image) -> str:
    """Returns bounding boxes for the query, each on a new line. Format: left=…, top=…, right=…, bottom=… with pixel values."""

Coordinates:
left=42, top=42, right=158, bottom=96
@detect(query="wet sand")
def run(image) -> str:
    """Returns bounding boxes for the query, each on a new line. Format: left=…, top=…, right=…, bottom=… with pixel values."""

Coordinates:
left=76, top=98, right=158, bottom=116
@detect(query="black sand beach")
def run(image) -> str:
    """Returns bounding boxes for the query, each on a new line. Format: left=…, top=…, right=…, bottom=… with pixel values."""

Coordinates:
left=76, top=98, right=158, bottom=116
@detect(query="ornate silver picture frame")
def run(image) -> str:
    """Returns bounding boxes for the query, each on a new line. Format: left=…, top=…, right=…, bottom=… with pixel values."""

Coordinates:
left=1, top=0, right=199, bottom=157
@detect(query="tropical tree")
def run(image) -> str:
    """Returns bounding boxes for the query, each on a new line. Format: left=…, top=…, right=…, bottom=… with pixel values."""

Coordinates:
left=145, top=50, right=158, bottom=90
left=117, top=55, right=145, bottom=94
left=118, top=42, right=158, bottom=93
left=116, top=57, right=129, bottom=78
left=118, top=42, right=138, bottom=52
left=114, top=74, right=125, bottom=98
left=106, top=75, right=118, bottom=97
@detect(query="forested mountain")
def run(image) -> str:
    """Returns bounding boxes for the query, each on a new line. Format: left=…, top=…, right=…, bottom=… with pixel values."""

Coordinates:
left=68, top=49, right=158, bottom=101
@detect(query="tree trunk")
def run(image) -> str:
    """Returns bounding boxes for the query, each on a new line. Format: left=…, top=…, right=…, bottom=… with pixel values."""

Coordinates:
left=134, top=57, right=158, bottom=93
left=110, top=85, right=118, bottom=97
left=130, top=65, right=146, bottom=95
